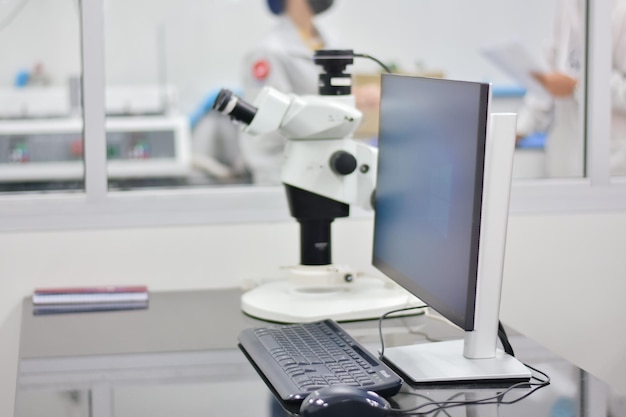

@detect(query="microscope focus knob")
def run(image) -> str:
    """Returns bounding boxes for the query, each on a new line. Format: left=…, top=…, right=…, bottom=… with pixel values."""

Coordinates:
left=330, top=151, right=357, bottom=176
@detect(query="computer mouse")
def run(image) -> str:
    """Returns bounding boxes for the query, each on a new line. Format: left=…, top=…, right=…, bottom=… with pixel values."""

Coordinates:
left=299, top=385, right=392, bottom=417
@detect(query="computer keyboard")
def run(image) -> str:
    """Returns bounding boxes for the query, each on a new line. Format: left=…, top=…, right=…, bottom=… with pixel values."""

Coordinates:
left=238, top=319, right=403, bottom=402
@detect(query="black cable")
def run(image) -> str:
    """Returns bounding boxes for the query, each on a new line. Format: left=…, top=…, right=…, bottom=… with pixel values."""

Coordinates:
left=376, top=307, right=551, bottom=415
left=377, top=305, right=428, bottom=359
left=388, top=367, right=550, bottom=415
left=394, top=392, right=469, bottom=417
left=291, top=51, right=393, bottom=75
left=417, top=392, right=464, bottom=417
left=498, top=321, right=515, bottom=356
left=354, top=52, right=394, bottom=73
left=399, top=315, right=444, bottom=343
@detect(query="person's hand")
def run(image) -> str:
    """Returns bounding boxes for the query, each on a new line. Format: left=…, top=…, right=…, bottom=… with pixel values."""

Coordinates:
left=353, top=84, right=380, bottom=110
left=531, top=71, right=577, bottom=97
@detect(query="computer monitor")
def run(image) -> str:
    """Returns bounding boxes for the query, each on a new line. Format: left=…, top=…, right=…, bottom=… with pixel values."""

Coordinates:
left=373, top=74, right=531, bottom=383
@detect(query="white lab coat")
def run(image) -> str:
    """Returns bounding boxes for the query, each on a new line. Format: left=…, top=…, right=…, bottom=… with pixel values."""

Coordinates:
left=610, top=1, right=626, bottom=175
left=239, top=15, right=340, bottom=184
left=517, top=0, right=626, bottom=177
left=516, top=0, right=584, bottom=178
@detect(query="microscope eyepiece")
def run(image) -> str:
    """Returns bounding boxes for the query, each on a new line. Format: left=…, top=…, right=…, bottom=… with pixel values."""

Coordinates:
left=213, top=89, right=257, bottom=125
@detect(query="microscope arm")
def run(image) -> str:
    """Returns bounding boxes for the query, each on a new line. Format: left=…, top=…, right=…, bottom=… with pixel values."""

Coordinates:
left=282, top=136, right=377, bottom=211
left=214, top=86, right=378, bottom=210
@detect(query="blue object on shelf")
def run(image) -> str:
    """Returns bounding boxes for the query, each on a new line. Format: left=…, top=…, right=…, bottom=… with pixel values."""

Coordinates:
left=491, top=85, right=527, bottom=98
left=14, top=70, right=30, bottom=87
left=189, top=88, right=243, bottom=130
left=517, top=132, right=546, bottom=149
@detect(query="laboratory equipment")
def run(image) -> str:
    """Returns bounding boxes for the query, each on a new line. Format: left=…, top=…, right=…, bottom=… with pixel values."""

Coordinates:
left=0, top=87, right=70, bottom=119
left=214, top=50, right=424, bottom=323
left=374, top=74, right=530, bottom=383
left=0, top=116, right=191, bottom=182
left=238, top=318, right=402, bottom=402
left=0, top=84, right=190, bottom=186
left=0, top=84, right=178, bottom=119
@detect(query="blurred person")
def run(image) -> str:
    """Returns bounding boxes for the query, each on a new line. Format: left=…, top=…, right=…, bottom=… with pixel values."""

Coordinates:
left=610, top=0, right=626, bottom=176
left=516, top=0, right=626, bottom=177
left=239, top=0, right=379, bottom=184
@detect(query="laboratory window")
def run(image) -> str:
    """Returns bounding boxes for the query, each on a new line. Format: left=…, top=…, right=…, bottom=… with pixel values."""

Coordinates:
left=0, top=0, right=83, bottom=193
left=1, top=0, right=597, bottom=198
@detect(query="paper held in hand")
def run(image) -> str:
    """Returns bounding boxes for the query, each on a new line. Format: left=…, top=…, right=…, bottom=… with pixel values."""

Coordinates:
left=482, top=42, right=550, bottom=99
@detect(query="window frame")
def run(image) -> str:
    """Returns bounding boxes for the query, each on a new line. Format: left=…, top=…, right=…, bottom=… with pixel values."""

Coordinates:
left=0, top=0, right=623, bottom=233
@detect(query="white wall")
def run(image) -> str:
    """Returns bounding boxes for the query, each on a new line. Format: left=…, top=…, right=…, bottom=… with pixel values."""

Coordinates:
left=501, top=211, right=626, bottom=396
left=3, top=210, right=626, bottom=416
left=0, top=0, right=554, bottom=112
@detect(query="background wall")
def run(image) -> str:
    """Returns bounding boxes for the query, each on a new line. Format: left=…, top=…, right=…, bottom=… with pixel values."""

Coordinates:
left=2, top=210, right=626, bottom=416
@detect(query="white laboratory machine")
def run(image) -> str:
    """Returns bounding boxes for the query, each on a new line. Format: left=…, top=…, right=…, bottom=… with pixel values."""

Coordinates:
left=0, top=85, right=191, bottom=183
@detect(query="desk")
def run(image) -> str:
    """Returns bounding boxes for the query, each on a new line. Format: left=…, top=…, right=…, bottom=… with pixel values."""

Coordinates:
left=14, top=289, right=600, bottom=417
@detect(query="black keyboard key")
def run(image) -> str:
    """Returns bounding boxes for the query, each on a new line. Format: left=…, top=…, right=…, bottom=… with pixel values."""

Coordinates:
left=238, top=319, right=403, bottom=402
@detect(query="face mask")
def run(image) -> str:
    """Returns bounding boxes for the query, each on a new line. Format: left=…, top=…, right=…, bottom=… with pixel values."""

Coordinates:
left=307, top=0, right=333, bottom=14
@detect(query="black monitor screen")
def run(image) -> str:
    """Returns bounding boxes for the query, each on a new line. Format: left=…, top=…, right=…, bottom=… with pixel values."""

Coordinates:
left=372, top=74, right=490, bottom=331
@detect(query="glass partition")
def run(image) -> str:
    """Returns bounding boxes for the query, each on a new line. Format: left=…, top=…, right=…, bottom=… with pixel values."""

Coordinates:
left=1, top=0, right=589, bottom=195
left=0, top=0, right=83, bottom=193
left=324, top=0, right=587, bottom=180
left=102, top=0, right=266, bottom=191
left=101, top=0, right=588, bottom=191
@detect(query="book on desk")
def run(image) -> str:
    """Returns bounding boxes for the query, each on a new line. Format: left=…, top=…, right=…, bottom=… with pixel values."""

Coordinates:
left=32, top=285, right=149, bottom=315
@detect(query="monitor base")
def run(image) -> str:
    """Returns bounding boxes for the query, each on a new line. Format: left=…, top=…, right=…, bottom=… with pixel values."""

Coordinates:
left=241, top=266, right=426, bottom=323
left=382, top=339, right=531, bottom=384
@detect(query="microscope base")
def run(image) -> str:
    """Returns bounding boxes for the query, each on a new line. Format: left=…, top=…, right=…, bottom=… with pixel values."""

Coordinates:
left=241, top=276, right=426, bottom=323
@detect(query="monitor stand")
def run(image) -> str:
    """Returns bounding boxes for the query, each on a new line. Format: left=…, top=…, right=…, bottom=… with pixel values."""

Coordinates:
left=382, top=338, right=530, bottom=384
left=241, top=264, right=426, bottom=323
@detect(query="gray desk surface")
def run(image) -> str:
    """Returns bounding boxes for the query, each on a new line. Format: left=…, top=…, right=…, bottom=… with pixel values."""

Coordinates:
left=19, top=289, right=255, bottom=358
left=15, top=288, right=592, bottom=417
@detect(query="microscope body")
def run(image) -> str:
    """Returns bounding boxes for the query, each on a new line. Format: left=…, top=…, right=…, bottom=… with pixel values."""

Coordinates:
left=211, top=51, right=427, bottom=322
left=212, top=49, right=378, bottom=271
left=242, top=87, right=378, bottom=211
